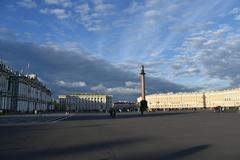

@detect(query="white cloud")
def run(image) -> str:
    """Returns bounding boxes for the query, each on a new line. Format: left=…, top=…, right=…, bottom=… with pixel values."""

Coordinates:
left=18, top=0, right=37, bottom=9
left=123, top=1, right=143, bottom=14
left=90, top=83, right=141, bottom=95
left=113, top=0, right=198, bottom=62
left=90, top=84, right=106, bottom=91
left=44, top=0, right=72, bottom=8
left=125, top=81, right=140, bottom=88
left=148, top=49, right=162, bottom=57
left=0, top=27, right=18, bottom=40
left=145, top=0, right=160, bottom=7
left=106, top=87, right=141, bottom=95
left=229, top=8, right=240, bottom=15
left=40, top=8, right=71, bottom=19
left=40, top=41, right=88, bottom=57
left=73, top=0, right=115, bottom=32
left=144, top=10, right=161, bottom=18
left=56, top=80, right=86, bottom=88
left=75, top=3, right=90, bottom=14
left=234, top=15, right=240, bottom=20
left=173, top=24, right=240, bottom=87
left=228, top=7, right=240, bottom=21
left=94, top=0, right=114, bottom=13
left=212, top=24, right=232, bottom=36
left=62, top=42, right=82, bottom=52
left=112, top=19, right=131, bottom=28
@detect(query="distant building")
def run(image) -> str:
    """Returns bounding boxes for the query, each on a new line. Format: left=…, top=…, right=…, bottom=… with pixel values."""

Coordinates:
left=137, top=88, right=240, bottom=110
left=0, top=62, right=53, bottom=113
left=59, top=93, right=113, bottom=112
left=113, top=101, right=138, bottom=112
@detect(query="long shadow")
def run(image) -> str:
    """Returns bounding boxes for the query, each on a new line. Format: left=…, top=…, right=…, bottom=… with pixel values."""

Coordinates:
left=0, top=141, right=211, bottom=160
left=159, top=144, right=210, bottom=160
left=0, top=136, right=154, bottom=160
left=64, top=111, right=196, bottom=122
left=125, top=144, right=210, bottom=160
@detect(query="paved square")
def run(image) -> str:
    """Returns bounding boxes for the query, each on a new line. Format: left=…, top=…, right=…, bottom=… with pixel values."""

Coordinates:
left=0, top=111, right=240, bottom=160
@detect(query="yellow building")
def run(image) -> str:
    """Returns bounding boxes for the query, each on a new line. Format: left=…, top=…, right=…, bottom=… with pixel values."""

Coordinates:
left=59, top=93, right=113, bottom=112
left=205, top=89, right=240, bottom=108
left=137, top=88, right=240, bottom=110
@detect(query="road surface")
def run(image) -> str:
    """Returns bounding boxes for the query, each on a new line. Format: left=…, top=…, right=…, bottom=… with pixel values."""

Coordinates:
left=0, top=111, right=240, bottom=160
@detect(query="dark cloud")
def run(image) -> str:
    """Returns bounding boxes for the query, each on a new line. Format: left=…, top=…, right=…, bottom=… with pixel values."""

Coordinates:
left=0, top=39, right=191, bottom=101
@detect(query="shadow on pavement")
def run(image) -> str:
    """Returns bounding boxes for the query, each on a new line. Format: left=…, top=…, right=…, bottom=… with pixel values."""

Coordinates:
left=158, top=144, right=210, bottom=160
left=0, top=136, right=154, bottom=160
left=125, top=144, right=211, bottom=160
left=1, top=142, right=210, bottom=160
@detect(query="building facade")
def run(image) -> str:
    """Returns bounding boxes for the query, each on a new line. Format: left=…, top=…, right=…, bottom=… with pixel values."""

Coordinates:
left=0, top=62, right=53, bottom=112
left=137, top=88, right=240, bottom=110
left=59, top=93, right=113, bottom=112
left=0, top=63, right=12, bottom=111
left=10, top=74, right=53, bottom=112
left=205, top=89, right=240, bottom=108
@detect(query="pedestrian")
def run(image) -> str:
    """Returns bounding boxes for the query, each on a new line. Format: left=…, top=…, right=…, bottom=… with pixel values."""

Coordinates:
left=113, top=109, right=116, bottom=118
left=109, top=108, right=113, bottom=118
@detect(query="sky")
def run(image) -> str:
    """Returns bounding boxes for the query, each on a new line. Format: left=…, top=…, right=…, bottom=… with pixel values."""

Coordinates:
left=1, top=0, right=240, bottom=101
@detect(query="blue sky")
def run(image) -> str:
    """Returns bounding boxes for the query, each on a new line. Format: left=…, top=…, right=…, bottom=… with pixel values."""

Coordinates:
left=1, top=0, right=240, bottom=101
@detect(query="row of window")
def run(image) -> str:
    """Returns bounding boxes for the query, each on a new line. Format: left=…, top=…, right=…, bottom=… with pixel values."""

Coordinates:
left=69, top=97, right=104, bottom=100
left=17, top=100, right=53, bottom=111
left=18, top=83, right=50, bottom=101
left=63, top=97, right=112, bottom=103
left=66, top=100, right=104, bottom=104
left=148, top=96, right=240, bottom=103
left=0, top=76, right=8, bottom=91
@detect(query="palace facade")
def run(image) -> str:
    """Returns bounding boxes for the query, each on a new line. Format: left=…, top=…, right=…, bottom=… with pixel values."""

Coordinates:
left=59, top=93, right=113, bottom=112
left=0, top=62, right=53, bottom=112
left=0, top=63, right=12, bottom=111
left=137, top=88, right=240, bottom=110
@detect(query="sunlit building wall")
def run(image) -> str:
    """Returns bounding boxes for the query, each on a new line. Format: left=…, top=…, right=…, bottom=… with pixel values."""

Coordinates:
left=59, top=93, right=113, bottom=112
left=137, top=88, right=240, bottom=110
left=205, top=89, right=240, bottom=108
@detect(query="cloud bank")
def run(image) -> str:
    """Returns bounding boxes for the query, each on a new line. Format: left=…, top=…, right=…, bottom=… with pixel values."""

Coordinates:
left=0, top=38, right=191, bottom=101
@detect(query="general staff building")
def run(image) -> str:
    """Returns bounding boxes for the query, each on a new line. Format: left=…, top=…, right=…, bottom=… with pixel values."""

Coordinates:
left=137, top=88, right=240, bottom=110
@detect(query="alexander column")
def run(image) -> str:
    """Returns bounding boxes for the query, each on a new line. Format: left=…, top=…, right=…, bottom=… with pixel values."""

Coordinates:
left=140, top=65, right=148, bottom=115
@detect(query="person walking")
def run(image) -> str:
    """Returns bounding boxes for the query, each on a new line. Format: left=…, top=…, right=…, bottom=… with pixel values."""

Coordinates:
left=113, top=109, right=116, bottom=118
left=109, top=108, right=113, bottom=118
